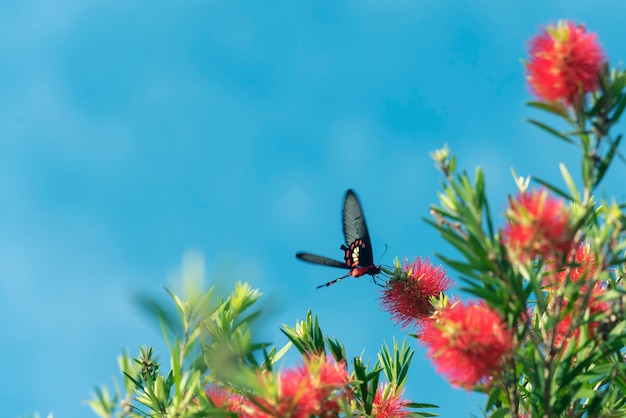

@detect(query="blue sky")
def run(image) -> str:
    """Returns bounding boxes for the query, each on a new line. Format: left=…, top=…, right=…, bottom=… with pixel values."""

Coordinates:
left=2, top=1, right=626, bottom=417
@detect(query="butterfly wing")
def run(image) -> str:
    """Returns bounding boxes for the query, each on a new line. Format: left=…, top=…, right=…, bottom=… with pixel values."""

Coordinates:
left=296, top=252, right=351, bottom=269
left=342, top=189, right=374, bottom=266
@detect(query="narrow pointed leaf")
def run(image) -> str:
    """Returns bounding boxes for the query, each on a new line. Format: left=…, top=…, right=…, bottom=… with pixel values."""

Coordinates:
left=527, top=119, right=575, bottom=144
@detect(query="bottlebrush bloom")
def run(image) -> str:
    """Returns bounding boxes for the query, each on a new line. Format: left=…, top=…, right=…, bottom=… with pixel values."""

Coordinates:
left=380, top=257, right=453, bottom=328
left=526, top=20, right=605, bottom=105
left=204, top=384, right=245, bottom=413
left=242, top=354, right=351, bottom=418
left=310, top=354, right=352, bottom=389
left=544, top=242, right=598, bottom=291
left=420, top=301, right=514, bottom=390
left=370, top=383, right=411, bottom=418
left=553, top=287, right=610, bottom=350
left=543, top=242, right=610, bottom=349
left=503, top=189, right=574, bottom=263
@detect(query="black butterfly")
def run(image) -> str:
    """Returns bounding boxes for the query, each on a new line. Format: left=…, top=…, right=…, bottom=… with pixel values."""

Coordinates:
left=296, top=189, right=381, bottom=288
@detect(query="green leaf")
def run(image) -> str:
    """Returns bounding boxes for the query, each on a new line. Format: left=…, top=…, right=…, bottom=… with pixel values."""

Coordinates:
left=527, top=119, right=575, bottom=144
left=533, top=177, right=573, bottom=201
left=378, top=338, right=414, bottom=390
left=526, top=101, right=570, bottom=118
left=594, top=134, right=623, bottom=187
left=609, top=94, right=626, bottom=124
left=281, top=311, right=327, bottom=355
left=559, top=163, right=579, bottom=201
left=407, top=402, right=440, bottom=409
left=326, top=337, right=346, bottom=362
left=490, top=408, right=511, bottom=418
left=352, top=356, right=383, bottom=415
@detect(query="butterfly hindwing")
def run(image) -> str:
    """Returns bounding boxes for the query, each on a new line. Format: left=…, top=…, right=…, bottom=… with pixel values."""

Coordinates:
left=342, top=189, right=374, bottom=266
left=295, top=252, right=352, bottom=269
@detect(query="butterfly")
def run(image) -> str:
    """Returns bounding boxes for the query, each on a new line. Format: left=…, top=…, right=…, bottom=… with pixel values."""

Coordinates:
left=296, top=189, right=381, bottom=288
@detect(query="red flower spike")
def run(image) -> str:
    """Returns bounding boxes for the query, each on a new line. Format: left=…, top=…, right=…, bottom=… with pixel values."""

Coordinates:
left=242, top=354, right=351, bottom=418
left=539, top=242, right=612, bottom=354
left=503, top=189, right=574, bottom=263
left=421, top=301, right=514, bottom=390
left=526, top=20, right=605, bottom=106
left=313, top=355, right=351, bottom=388
left=205, top=384, right=245, bottom=413
left=371, top=383, right=411, bottom=418
left=554, top=291, right=610, bottom=350
left=544, top=242, right=598, bottom=291
left=380, top=257, right=453, bottom=329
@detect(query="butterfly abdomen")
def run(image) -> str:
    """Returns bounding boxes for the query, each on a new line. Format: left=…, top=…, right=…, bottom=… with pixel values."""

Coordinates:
left=350, top=265, right=382, bottom=278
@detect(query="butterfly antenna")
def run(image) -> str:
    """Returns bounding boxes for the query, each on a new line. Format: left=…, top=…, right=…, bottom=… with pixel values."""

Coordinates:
left=316, top=273, right=351, bottom=289
left=377, top=244, right=388, bottom=265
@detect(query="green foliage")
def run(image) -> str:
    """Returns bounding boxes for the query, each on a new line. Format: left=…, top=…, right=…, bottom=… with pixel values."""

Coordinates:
left=88, top=261, right=438, bottom=417
left=428, top=60, right=626, bottom=416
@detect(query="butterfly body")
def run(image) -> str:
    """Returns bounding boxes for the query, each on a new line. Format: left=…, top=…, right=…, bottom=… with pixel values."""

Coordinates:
left=296, top=189, right=380, bottom=288
left=349, top=265, right=382, bottom=278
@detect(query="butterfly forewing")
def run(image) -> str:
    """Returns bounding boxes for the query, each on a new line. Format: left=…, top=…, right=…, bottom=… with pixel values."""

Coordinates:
left=295, top=252, right=352, bottom=269
left=342, top=189, right=374, bottom=266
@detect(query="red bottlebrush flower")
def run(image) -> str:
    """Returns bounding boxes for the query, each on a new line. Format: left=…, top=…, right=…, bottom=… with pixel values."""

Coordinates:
left=371, top=383, right=411, bottom=418
left=311, top=354, right=351, bottom=389
left=503, top=189, right=573, bottom=263
left=380, top=257, right=453, bottom=328
left=541, top=243, right=611, bottom=351
left=243, top=354, right=351, bottom=418
left=553, top=286, right=609, bottom=350
left=243, top=368, right=315, bottom=418
left=526, top=20, right=605, bottom=105
left=420, top=301, right=514, bottom=390
left=205, top=384, right=245, bottom=412
left=544, top=242, right=598, bottom=291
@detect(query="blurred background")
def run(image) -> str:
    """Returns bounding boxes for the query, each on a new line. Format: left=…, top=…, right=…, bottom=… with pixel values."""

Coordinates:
left=2, top=1, right=625, bottom=416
